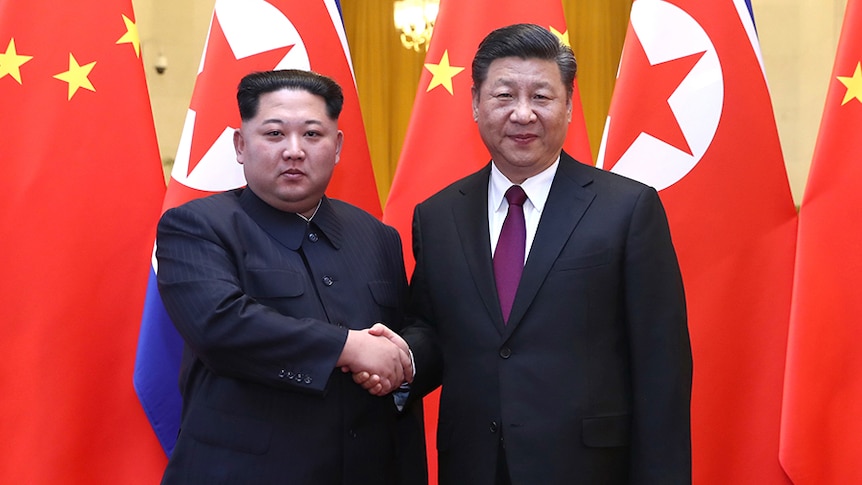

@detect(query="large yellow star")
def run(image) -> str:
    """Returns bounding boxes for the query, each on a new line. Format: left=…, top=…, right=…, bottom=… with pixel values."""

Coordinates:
left=425, top=50, right=464, bottom=95
left=550, top=26, right=571, bottom=48
left=116, top=14, right=141, bottom=57
left=838, top=62, right=862, bottom=105
left=53, top=53, right=97, bottom=100
left=0, top=38, right=34, bottom=84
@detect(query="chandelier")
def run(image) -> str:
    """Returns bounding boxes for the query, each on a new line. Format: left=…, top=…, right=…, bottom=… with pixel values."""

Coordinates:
left=393, top=0, right=439, bottom=51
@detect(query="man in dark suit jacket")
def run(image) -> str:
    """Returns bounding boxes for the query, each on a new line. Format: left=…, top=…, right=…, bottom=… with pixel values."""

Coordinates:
left=156, top=70, right=425, bottom=484
left=367, top=24, right=692, bottom=484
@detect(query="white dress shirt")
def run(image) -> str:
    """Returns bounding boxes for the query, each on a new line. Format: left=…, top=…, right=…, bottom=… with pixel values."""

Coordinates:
left=488, top=157, right=560, bottom=263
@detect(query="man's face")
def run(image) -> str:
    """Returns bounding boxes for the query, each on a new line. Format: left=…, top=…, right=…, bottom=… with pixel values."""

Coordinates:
left=234, top=88, right=343, bottom=216
left=472, top=56, right=572, bottom=183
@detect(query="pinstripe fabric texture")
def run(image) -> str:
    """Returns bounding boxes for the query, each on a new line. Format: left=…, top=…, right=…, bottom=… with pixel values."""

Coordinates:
left=156, top=188, right=424, bottom=484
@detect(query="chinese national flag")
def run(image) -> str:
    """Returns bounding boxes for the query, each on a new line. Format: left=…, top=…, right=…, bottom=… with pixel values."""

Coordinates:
left=382, top=1, right=591, bottom=482
left=132, top=0, right=378, bottom=456
left=598, top=1, right=796, bottom=483
left=780, top=1, right=862, bottom=483
left=0, top=0, right=167, bottom=483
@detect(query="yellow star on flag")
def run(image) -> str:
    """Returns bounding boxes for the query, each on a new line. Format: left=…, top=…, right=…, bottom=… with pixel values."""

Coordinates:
left=425, top=50, right=464, bottom=95
left=117, top=14, right=142, bottom=58
left=838, top=62, right=862, bottom=105
left=54, top=53, right=97, bottom=100
left=0, top=38, right=34, bottom=84
left=550, top=26, right=571, bottom=48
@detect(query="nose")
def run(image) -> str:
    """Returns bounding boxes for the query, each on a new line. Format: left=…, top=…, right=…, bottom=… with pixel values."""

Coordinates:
left=282, top=135, right=305, bottom=160
left=510, top=98, right=537, bottom=124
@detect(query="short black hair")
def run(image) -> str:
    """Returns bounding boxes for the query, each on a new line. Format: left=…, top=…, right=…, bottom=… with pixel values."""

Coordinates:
left=472, top=23, right=577, bottom=96
left=236, top=69, right=344, bottom=121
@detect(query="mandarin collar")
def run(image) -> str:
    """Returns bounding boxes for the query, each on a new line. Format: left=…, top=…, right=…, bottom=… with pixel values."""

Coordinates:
left=238, top=189, right=343, bottom=251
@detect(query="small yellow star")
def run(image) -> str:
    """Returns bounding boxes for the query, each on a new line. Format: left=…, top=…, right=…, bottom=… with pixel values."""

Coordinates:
left=550, top=26, right=571, bottom=48
left=53, top=53, right=97, bottom=100
left=116, top=14, right=141, bottom=58
left=837, top=62, right=862, bottom=105
left=425, top=50, right=464, bottom=95
left=0, top=38, right=34, bottom=84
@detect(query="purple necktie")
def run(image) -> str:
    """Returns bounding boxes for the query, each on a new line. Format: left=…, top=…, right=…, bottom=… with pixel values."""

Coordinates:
left=494, top=185, right=527, bottom=323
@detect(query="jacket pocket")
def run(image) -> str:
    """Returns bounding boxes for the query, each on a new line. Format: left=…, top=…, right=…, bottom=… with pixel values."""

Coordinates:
left=368, top=280, right=399, bottom=308
left=555, top=250, right=611, bottom=271
left=245, top=268, right=304, bottom=298
left=581, top=413, right=631, bottom=448
left=186, top=404, right=273, bottom=455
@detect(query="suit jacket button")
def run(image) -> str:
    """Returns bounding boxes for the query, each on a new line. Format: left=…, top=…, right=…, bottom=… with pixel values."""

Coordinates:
left=489, top=421, right=498, bottom=433
left=278, top=369, right=286, bottom=378
left=322, top=275, right=334, bottom=286
left=308, top=232, right=319, bottom=242
left=499, top=347, right=512, bottom=359
left=286, top=371, right=295, bottom=379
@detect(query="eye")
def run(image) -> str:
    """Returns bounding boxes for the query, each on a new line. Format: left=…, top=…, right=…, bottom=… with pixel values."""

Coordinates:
left=305, top=130, right=322, bottom=138
left=493, top=92, right=512, bottom=99
left=265, top=130, right=282, bottom=137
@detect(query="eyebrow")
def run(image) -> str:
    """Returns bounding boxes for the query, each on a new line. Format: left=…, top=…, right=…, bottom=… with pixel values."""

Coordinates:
left=261, top=118, right=325, bottom=126
left=490, top=78, right=554, bottom=90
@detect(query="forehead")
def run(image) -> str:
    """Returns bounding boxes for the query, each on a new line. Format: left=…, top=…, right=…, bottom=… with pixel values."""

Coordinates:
left=256, top=88, right=329, bottom=118
left=480, top=57, right=564, bottom=90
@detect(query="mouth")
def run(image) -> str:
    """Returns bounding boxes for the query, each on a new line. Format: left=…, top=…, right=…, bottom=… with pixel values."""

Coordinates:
left=509, top=133, right=538, bottom=144
left=280, top=168, right=305, bottom=180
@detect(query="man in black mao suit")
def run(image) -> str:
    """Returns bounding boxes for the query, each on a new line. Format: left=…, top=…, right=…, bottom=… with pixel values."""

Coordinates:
left=157, top=70, right=425, bottom=484
left=370, top=24, right=692, bottom=484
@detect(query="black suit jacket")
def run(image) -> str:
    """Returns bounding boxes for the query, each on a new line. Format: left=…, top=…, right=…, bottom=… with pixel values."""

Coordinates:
left=157, top=188, right=426, bottom=485
left=404, top=153, right=692, bottom=484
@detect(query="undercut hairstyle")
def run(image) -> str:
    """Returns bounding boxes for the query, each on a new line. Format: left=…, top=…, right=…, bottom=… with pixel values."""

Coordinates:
left=471, top=23, right=578, bottom=96
left=236, top=69, right=344, bottom=121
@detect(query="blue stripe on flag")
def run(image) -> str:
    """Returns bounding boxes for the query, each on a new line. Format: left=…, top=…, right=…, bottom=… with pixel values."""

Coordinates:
left=744, top=0, right=756, bottom=29
left=133, top=269, right=183, bottom=456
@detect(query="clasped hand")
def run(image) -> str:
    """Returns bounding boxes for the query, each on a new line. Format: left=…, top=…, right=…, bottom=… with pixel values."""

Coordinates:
left=337, top=323, right=412, bottom=396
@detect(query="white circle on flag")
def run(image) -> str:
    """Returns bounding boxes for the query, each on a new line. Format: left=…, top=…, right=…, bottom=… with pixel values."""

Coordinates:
left=597, top=0, right=723, bottom=191
left=171, top=0, right=311, bottom=192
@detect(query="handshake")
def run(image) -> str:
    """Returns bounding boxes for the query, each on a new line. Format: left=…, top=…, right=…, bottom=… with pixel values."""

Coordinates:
left=336, top=323, right=412, bottom=396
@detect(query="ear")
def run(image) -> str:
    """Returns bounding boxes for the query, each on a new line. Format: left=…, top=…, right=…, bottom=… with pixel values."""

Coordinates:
left=334, top=130, right=344, bottom=164
left=233, top=129, right=245, bottom=165
left=566, top=94, right=573, bottom=123
left=471, top=85, right=480, bottom=122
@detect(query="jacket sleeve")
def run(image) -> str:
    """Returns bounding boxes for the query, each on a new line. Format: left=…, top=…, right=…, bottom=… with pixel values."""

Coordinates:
left=156, top=204, right=348, bottom=394
left=625, top=187, right=693, bottom=484
left=401, top=202, right=445, bottom=402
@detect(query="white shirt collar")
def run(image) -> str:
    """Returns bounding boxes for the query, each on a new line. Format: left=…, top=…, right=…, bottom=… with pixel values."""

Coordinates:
left=296, top=199, right=322, bottom=222
left=489, top=157, right=560, bottom=214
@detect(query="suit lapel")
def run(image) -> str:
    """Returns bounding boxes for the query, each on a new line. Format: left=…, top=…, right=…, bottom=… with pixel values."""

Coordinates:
left=504, top=155, right=596, bottom=336
left=451, top=165, right=508, bottom=334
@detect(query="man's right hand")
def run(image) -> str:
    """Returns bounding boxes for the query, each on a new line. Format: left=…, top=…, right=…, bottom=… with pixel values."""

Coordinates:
left=350, top=323, right=413, bottom=395
left=337, top=328, right=408, bottom=396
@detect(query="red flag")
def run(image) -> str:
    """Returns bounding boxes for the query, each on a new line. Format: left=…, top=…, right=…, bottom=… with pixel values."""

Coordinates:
left=0, top=0, right=167, bottom=482
left=161, top=0, right=378, bottom=213
left=383, top=1, right=591, bottom=482
left=133, top=0, right=379, bottom=456
left=598, top=0, right=796, bottom=483
left=780, top=0, right=862, bottom=482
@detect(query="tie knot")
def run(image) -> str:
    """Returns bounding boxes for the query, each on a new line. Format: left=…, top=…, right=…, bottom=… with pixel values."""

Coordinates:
left=505, top=185, right=527, bottom=207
